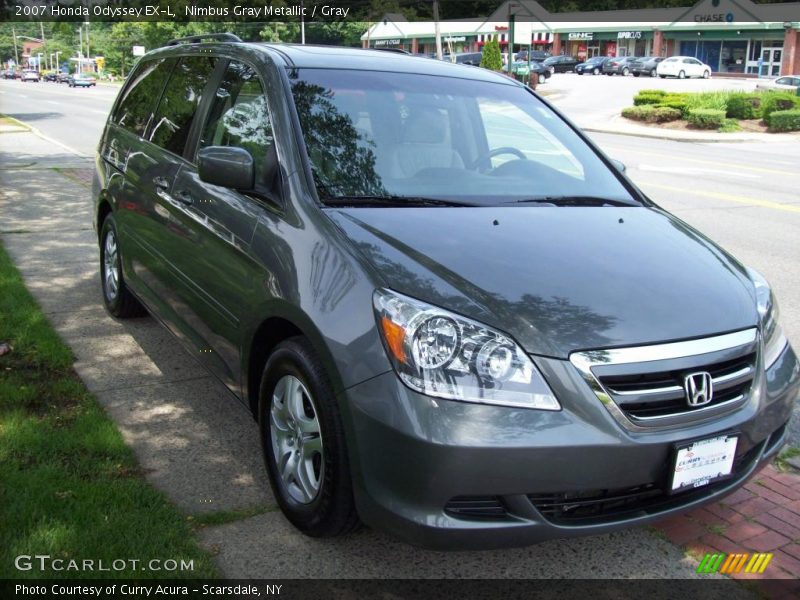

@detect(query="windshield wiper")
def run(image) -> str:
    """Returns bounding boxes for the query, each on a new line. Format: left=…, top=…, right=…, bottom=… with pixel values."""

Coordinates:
left=322, top=195, right=480, bottom=208
left=507, top=196, right=638, bottom=207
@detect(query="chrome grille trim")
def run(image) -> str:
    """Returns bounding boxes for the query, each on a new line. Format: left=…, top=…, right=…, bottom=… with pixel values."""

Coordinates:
left=570, top=328, right=761, bottom=432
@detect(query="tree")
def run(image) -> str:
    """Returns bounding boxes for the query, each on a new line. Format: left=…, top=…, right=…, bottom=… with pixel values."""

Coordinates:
left=480, top=38, right=502, bottom=72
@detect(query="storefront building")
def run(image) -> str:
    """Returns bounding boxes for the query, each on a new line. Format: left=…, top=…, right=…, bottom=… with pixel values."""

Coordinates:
left=362, top=0, right=800, bottom=77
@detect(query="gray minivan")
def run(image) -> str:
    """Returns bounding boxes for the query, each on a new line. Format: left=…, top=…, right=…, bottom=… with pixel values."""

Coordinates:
left=94, top=35, right=799, bottom=549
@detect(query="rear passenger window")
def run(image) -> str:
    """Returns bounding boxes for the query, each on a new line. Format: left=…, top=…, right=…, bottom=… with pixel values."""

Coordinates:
left=198, top=61, right=275, bottom=189
left=149, top=56, right=218, bottom=155
left=114, top=59, right=173, bottom=136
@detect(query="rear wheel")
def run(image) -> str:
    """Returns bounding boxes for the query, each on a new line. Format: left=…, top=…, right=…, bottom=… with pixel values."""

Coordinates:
left=593, top=67, right=600, bottom=75
left=678, top=70, right=686, bottom=79
left=660, top=75, right=667, bottom=79
left=633, top=72, right=640, bottom=77
left=259, top=337, right=359, bottom=537
left=99, top=215, right=147, bottom=318
left=622, top=67, right=630, bottom=76
left=538, top=73, right=546, bottom=84
left=650, top=68, right=658, bottom=77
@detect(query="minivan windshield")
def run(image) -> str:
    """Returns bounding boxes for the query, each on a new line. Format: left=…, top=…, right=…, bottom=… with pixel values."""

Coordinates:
left=289, top=68, right=639, bottom=207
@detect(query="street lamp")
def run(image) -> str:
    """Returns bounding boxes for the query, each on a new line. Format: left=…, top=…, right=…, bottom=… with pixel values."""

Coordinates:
left=54, top=51, right=61, bottom=73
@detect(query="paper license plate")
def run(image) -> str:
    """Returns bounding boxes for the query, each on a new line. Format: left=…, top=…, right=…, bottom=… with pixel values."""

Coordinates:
left=671, top=435, right=738, bottom=493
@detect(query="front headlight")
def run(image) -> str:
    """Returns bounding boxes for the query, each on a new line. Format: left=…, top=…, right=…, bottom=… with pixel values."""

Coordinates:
left=748, top=268, right=788, bottom=369
left=373, top=289, right=560, bottom=410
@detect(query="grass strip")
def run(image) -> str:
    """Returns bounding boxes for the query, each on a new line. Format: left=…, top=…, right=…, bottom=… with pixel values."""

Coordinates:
left=0, top=241, right=217, bottom=579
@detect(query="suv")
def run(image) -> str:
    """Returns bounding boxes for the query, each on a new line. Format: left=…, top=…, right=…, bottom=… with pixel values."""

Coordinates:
left=94, top=35, right=798, bottom=550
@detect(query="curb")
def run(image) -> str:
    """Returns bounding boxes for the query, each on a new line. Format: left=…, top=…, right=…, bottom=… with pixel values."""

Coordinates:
left=581, top=126, right=747, bottom=143
left=3, top=114, right=90, bottom=158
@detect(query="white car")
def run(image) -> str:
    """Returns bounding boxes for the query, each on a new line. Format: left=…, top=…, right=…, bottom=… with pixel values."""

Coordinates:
left=21, top=70, right=40, bottom=82
left=756, top=75, right=800, bottom=92
left=657, top=56, right=712, bottom=79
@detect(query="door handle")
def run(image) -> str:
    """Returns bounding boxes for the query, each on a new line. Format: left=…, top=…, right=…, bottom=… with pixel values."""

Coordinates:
left=174, top=190, right=194, bottom=206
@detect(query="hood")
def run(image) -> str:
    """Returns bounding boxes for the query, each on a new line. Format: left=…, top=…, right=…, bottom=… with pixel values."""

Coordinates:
left=326, top=207, right=758, bottom=358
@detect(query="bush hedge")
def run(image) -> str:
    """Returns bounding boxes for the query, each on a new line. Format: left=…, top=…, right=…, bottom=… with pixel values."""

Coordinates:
left=633, top=94, right=665, bottom=106
left=726, top=93, right=763, bottom=120
left=623, top=105, right=682, bottom=123
left=686, top=108, right=726, bottom=129
left=761, top=92, right=799, bottom=121
left=767, top=109, right=800, bottom=132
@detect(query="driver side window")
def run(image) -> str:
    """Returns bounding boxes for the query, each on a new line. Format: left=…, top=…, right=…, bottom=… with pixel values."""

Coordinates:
left=198, top=61, right=275, bottom=190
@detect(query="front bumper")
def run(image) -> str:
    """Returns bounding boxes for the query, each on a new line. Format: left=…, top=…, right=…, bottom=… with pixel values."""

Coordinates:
left=341, top=343, right=799, bottom=550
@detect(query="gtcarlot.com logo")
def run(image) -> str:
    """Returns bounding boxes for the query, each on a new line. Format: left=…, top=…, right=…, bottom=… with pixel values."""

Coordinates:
left=14, top=555, right=194, bottom=572
left=697, top=552, right=772, bottom=574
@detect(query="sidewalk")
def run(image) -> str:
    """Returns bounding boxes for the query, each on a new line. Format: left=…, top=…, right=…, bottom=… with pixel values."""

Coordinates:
left=0, top=124, right=796, bottom=588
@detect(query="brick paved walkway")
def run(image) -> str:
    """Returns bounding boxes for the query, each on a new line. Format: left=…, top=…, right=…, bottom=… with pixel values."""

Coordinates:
left=656, top=463, right=800, bottom=584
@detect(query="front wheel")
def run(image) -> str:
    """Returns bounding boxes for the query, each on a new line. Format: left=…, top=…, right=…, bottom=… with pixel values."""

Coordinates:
left=622, top=67, right=630, bottom=76
left=678, top=70, right=686, bottom=79
left=99, top=215, right=147, bottom=318
left=593, top=67, right=600, bottom=75
left=538, top=73, right=546, bottom=84
left=259, top=337, right=359, bottom=538
left=703, top=70, right=710, bottom=79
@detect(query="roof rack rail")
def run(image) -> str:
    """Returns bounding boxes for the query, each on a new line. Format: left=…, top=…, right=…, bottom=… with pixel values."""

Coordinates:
left=167, top=33, right=242, bottom=46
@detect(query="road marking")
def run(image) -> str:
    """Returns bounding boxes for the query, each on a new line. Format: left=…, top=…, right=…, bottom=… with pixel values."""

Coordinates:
left=637, top=164, right=760, bottom=180
left=603, top=145, right=796, bottom=177
left=641, top=182, right=800, bottom=213
left=90, top=109, right=108, bottom=115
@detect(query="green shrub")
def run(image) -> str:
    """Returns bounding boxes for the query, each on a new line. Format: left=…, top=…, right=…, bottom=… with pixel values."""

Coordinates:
left=726, top=92, right=763, bottom=120
left=767, top=109, right=800, bottom=132
left=622, top=105, right=681, bottom=123
left=637, top=89, right=667, bottom=97
left=718, top=118, right=741, bottom=133
left=657, top=93, right=691, bottom=115
left=480, top=39, right=503, bottom=72
left=651, top=106, right=682, bottom=122
left=686, top=108, right=726, bottom=129
left=622, top=105, right=655, bottom=121
left=761, top=92, right=799, bottom=121
left=633, top=94, right=665, bottom=106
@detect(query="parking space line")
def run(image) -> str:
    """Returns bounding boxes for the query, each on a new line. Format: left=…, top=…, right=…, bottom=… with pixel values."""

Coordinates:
left=603, top=146, right=795, bottom=177
left=641, top=182, right=800, bottom=213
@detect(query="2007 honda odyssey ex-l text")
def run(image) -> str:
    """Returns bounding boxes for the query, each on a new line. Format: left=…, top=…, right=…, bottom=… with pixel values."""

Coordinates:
left=93, top=35, right=799, bottom=549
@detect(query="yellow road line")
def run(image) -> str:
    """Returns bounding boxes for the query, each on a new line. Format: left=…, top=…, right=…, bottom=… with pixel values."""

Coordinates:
left=641, top=182, right=800, bottom=213
left=604, top=146, right=796, bottom=177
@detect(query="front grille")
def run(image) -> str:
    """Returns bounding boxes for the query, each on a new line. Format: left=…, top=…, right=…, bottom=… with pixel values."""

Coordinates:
left=445, top=496, right=508, bottom=520
left=570, top=329, right=759, bottom=430
left=530, top=439, right=763, bottom=525
left=601, top=352, right=756, bottom=421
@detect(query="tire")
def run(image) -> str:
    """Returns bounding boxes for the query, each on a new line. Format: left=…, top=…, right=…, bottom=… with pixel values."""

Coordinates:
left=622, top=67, right=630, bottom=76
left=703, top=70, right=710, bottom=79
left=593, top=67, right=600, bottom=75
left=633, top=72, right=640, bottom=77
left=538, top=73, right=545, bottom=84
left=577, top=71, right=583, bottom=75
left=678, top=70, right=686, bottom=79
left=650, top=68, right=658, bottom=77
left=660, top=75, right=667, bottom=79
left=99, top=214, right=147, bottom=318
left=259, top=337, right=359, bottom=538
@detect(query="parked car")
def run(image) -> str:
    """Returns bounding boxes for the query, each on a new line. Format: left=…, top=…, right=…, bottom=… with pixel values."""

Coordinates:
left=629, top=56, right=666, bottom=77
left=658, top=56, right=712, bottom=79
left=443, top=52, right=483, bottom=66
left=68, top=74, right=97, bottom=87
left=575, top=56, right=610, bottom=75
left=21, top=70, right=40, bottom=82
left=542, top=55, right=579, bottom=73
left=56, top=72, right=71, bottom=83
left=516, top=50, right=551, bottom=62
left=42, top=71, right=58, bottom=82
left=94, top=35, right=798, bottom=550
left=756, top=75, right=800, bottom=92
left=509, top=60, right=551, bottom=84
left=3, top=69, right=17, bottom=79
left=603, top=56, right=640, bottom=76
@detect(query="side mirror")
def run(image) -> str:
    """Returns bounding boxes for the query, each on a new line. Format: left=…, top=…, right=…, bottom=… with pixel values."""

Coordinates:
left=198, top=146, right=254, bottom=190
left=610, top=158, right=627, bottom=173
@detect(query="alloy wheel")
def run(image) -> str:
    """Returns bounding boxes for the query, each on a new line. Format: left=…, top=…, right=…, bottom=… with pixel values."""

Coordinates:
left=270, top=375, right=324, bottom=504
left=103, top=230, right=119, bottom=302
left=650, top=68, right=657, bottom=77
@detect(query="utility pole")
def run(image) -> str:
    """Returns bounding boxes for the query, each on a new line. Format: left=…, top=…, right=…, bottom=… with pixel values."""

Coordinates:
left=85, top=22, right=91, bottom=70
left=78, top=26, right=83, bottom=73
left=12, top=27, right=19, bottom=65
left=40, top=21, right=48, bottom=70
left=433, top=0, right=443, bottom=60
left=300, top=0, right=305, bottom=44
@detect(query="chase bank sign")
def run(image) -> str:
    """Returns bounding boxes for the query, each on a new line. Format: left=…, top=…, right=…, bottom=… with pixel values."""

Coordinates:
left=694, top=12, right=735, bottom=22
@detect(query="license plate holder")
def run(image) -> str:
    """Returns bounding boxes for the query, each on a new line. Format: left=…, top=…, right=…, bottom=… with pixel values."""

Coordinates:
left=670, top=434, right=738, bottom=494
